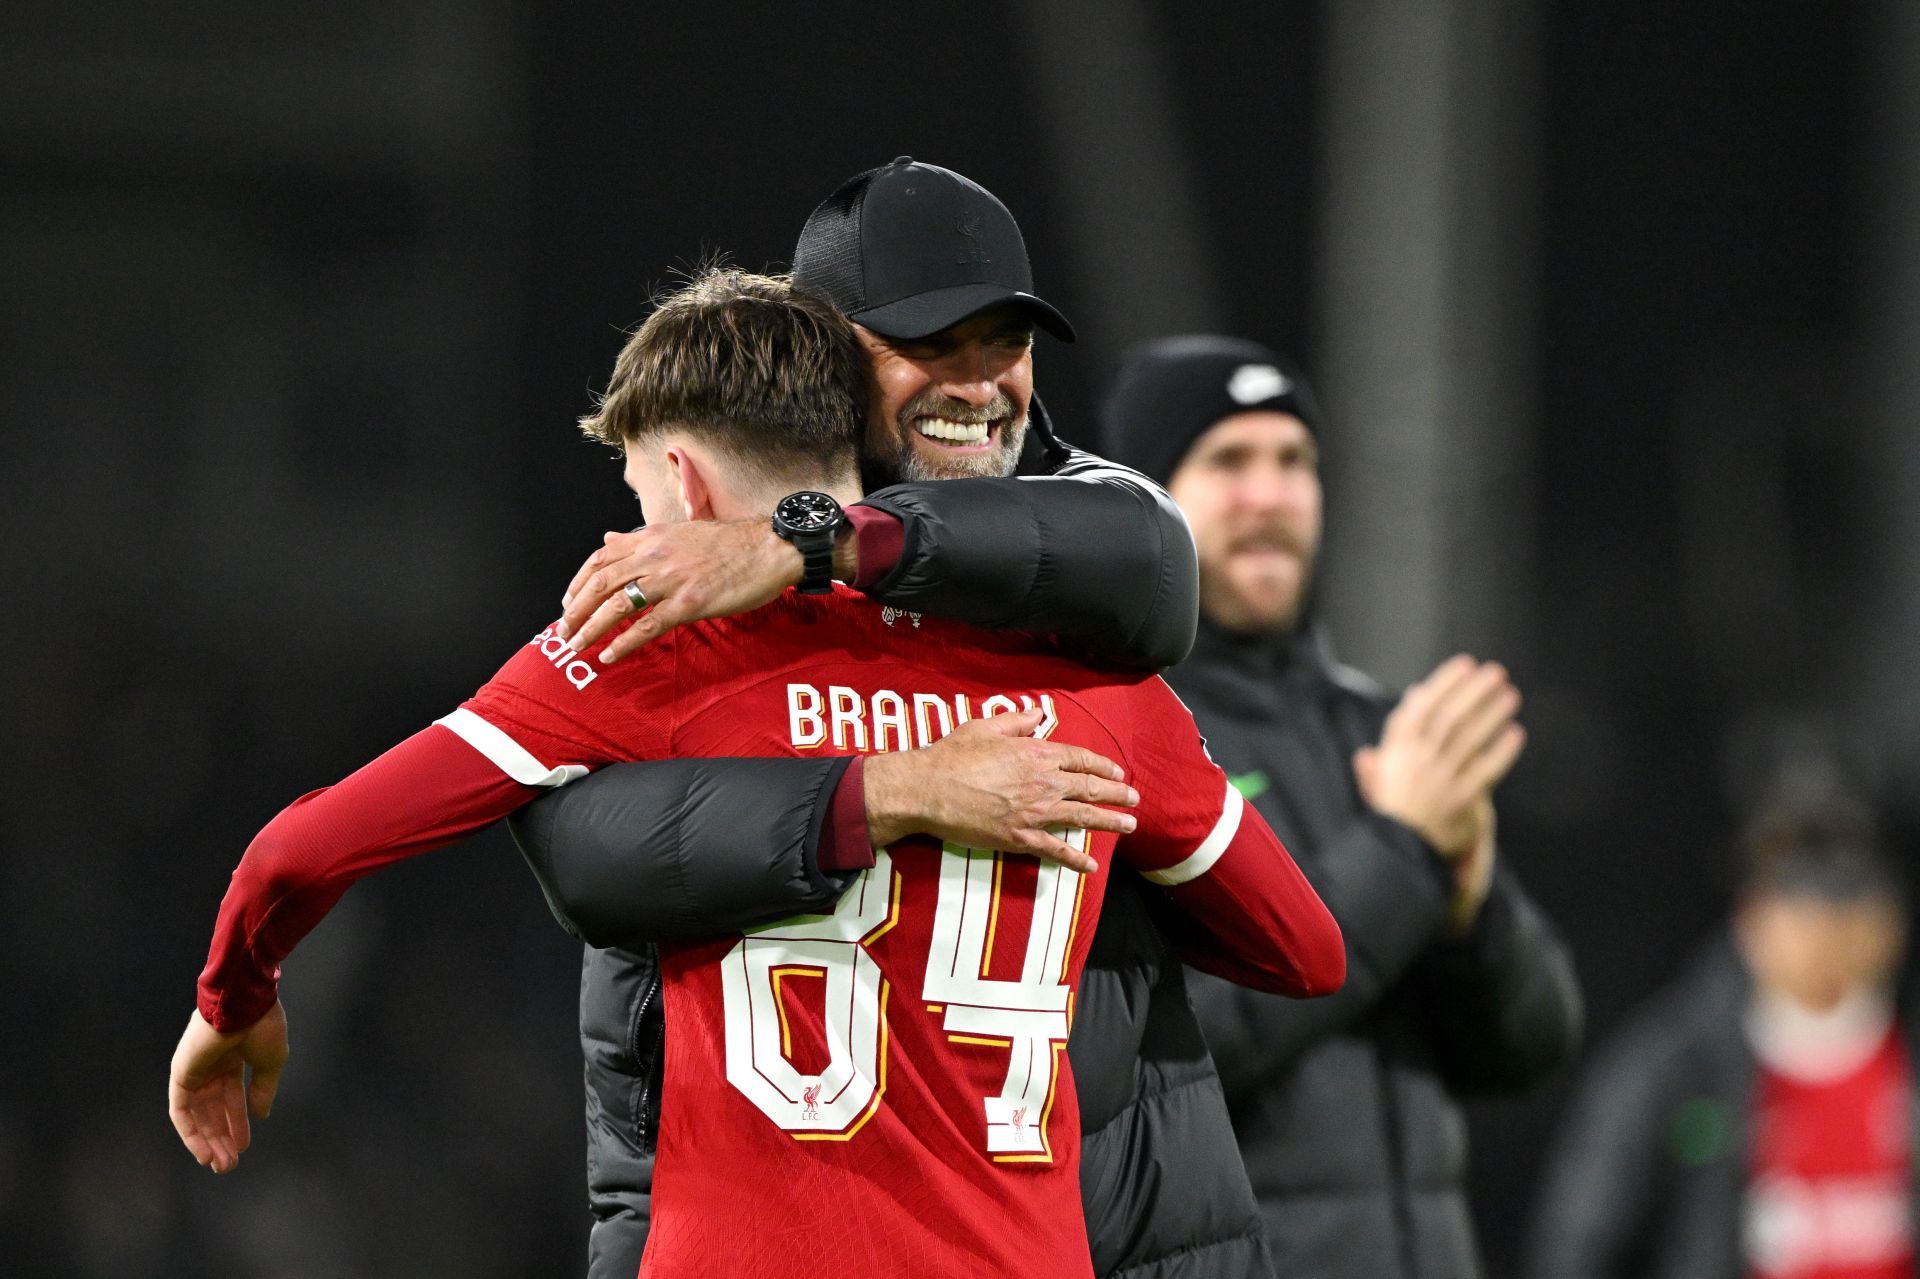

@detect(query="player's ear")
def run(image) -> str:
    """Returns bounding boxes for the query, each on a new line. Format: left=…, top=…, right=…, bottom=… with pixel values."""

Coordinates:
left=664, top=446, right=714, bottom=522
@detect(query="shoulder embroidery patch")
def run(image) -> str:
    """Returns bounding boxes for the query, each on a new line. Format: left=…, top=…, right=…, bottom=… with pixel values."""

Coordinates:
left=1227, top=770, right=1270, bottom=801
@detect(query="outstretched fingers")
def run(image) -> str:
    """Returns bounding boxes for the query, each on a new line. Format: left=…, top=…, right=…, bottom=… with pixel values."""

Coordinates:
left=1398, top=653, right=1474, bottom=739
left=1012, top=828, right=1101, bottom=875
left=1459, top=722, right=1527, bottom=798
left=169, top=1068, right=244, bottom=1173
left=168, top=1085, right=222, bottom=1169
left=558, top=531, right=652, bottom=640
left=1046, top=741, right=1126, bottom=783
left=968, top=706, right=1046, bottom=738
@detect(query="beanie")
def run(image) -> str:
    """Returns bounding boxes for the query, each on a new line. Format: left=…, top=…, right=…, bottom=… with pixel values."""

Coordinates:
left=1100, top=335, right=1322, bottom=486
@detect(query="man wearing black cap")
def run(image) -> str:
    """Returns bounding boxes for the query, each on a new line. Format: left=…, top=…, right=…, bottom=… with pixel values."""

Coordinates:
left=520, top=166, right=1280, bottom=1279
left=1528, top=796, right=1913, bottom=1279
left=1102, top=335, right=1582, bottom=1279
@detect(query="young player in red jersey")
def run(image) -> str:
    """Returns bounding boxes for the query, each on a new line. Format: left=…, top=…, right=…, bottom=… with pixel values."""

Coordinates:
left=170, top=269, right=1343, bottom=1277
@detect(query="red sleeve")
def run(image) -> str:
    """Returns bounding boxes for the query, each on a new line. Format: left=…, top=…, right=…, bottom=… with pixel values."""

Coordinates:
left=1114, top=678, right=1345, bottom=998
left=456, top=620, right=676, bottom=767
left=195, top=621, right=678, bottom=1032
left=845, top=504, right=905, bottom=590
left=817, top=756, right=878, bottom=873
left=195, top=726, right=544, bottom=1031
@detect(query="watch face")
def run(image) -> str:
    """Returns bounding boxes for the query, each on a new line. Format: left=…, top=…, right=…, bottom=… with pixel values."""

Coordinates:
left=779, top=491, right=840, bottom=532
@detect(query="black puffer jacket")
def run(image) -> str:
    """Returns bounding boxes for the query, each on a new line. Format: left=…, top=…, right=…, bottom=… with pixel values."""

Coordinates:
left=513, top=422, right=1273, bottom=1279
left=1525, top=938, right=1919, bottom=1279
left=1172, top=617, right=1582, bottom=1279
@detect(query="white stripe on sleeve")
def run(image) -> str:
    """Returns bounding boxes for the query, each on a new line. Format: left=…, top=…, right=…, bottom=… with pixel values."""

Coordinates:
left=1143, top=778, right=1244, bottom=886
left=434, top=708, right=589, bottom=788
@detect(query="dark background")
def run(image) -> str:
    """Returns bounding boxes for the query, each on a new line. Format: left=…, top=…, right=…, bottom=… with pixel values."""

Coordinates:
left=5, top=3, right=1914, bottom=1275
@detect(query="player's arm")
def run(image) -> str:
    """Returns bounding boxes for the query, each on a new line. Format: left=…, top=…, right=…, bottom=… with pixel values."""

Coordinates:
left=515, top=706, right=1138, bottom=947
left=1143, top=796, right=1344, bottom=998
left=557, top=405, right=1199, bottom=671
left=173, top=720, right=572, bottom=1173
left=1116, top=678, right=1345, bottom=998
left=172, top=628, right=661, bottom=1172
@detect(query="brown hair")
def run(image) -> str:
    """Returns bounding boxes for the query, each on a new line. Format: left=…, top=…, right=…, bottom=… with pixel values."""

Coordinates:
left=580, top=267, right=867, bottom=485
left=1738, top=795, right=1898, bottom=905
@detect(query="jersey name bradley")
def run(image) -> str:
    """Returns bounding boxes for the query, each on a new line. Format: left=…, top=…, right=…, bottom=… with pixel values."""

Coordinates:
left=787, top=682, right=1058, bottom=752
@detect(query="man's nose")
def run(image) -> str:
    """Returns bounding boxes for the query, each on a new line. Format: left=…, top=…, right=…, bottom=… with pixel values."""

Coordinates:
left=935, top=343, right=999, bottom=405
left=1236, top=466, right=1292, bottom=512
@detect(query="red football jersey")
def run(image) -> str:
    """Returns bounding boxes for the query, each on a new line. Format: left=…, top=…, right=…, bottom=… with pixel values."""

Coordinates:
left=455, top=587, right=1338, bottom=1279
left=196, top=585, right=1340, bottom=1276
left=1747, top=1027, right=1913, bottom=1279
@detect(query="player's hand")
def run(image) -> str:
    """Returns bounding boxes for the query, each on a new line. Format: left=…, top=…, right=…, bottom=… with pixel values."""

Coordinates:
left=555, top=520, right=808, bottom=664
left=168, top=1000, right=289, bottom=1174
left=863, top=708, right=1138, bottom=874
left=1352, top=654, right=1525, bottom=860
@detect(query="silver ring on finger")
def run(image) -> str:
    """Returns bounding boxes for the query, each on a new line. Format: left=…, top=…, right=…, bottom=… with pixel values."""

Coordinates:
left=623, top=579, right=649, bottom=611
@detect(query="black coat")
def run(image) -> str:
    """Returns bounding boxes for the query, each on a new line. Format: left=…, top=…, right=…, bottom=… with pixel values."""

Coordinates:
left=1171, top=617, right=1582, bottom=1279
left=1524, top=938, right=1920, bottom=1279
left=514, top=422, right=1275, bottom=1279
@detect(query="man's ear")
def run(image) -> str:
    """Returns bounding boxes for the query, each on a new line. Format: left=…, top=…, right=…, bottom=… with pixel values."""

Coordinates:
left=665, top=445, right=716, bottom=522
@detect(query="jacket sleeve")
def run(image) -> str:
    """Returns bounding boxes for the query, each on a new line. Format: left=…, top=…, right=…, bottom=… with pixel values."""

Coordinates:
left=1184, top=810, right=1453, bottom=1100
left=1418, top=866, right=1584, bottom=1095
left=855, top=448, right=1199, bottom=670
left=507, top=756, right=857, bottom=948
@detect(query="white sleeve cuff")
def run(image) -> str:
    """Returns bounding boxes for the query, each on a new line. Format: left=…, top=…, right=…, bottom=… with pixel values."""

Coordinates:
left=434, top=708, right=589, bottom=788
left=1143, top=778, right=1243, bottom=886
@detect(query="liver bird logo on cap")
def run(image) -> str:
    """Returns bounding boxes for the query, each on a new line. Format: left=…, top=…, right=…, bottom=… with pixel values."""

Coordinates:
left=956, top=209, right=991, bottom=266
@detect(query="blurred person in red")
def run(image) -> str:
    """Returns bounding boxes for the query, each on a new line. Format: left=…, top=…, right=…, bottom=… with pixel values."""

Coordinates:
left=168, top=268, right=1345, bottom=1279
left=1101, top=335, right=1582, bottom=1279
left=1526, top=796, right=1912, bottom=1279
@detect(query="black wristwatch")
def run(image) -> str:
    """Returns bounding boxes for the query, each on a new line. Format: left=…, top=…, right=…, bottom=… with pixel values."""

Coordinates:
left=771, top=491, right=846, bottom=595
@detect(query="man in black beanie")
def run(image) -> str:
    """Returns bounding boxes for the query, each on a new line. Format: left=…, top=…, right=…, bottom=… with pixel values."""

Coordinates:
left=1103, top=335, right=1583, bottom=1279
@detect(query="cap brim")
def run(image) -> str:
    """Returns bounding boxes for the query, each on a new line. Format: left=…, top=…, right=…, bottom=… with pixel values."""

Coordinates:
left=853, top=283, right=1076, bottom=343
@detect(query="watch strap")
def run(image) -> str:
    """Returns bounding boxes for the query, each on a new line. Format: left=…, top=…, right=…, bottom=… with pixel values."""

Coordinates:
left=795, top=531, right=836, bottom=594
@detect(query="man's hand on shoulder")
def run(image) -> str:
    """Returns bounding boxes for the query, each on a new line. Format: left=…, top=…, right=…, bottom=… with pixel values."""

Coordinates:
left=168, top=1000, right=289, bottom=1174
left=557, top=519, right=816, bottom=664
left=863, top=708, right=1139, bottom=874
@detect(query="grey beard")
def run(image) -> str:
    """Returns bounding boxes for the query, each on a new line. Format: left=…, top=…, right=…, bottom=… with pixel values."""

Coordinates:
left=878, top=414, right=1028, bottom=483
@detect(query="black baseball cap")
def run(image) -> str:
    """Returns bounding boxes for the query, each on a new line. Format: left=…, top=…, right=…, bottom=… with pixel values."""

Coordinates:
left=1101, top=335, right=1323, bottom=486
left=792, top=157, right=1075, bottom=343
